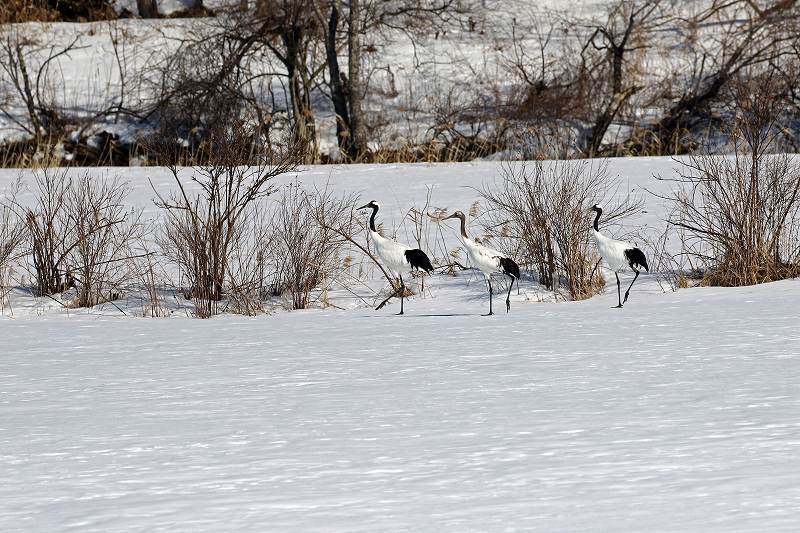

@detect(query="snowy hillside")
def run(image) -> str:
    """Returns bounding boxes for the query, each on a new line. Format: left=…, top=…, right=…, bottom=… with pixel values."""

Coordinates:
left=2, top=159, right=800, bottom=531
left=3, top=0, right=755, bottom=163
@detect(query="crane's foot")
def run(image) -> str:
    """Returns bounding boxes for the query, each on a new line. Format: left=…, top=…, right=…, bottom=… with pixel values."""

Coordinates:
left=483, top=311, right=494, bottom=316
left=612, top=304, right=623, bottom=308
left=396, top=311, right=404, bottom=315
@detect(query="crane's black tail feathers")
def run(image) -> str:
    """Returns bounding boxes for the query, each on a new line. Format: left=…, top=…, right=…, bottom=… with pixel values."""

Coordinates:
left=405, top=249, right=434, bottom=273
left=499, top=257, right=521, bottom=279
left=624, top=247, right=649, bottom=272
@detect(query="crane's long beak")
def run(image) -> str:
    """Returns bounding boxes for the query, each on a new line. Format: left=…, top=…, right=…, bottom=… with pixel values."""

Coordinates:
left=357, top=203, right=371, bottom=210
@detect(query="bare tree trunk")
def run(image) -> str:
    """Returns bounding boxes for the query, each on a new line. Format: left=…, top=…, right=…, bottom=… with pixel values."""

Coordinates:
left=347, top=0, right=367, bottom=159
left=284, top=38, right=317, bottom=163
left=581, top=7, right=644, bottom=156
left=136, top=0, right=160, bottom=18
left=325, top=3, right=354, bottom=158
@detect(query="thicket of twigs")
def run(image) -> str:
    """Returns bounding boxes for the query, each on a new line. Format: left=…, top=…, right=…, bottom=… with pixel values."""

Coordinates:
left=153, top=129, right=301, bottom=317
left=658, top=81, right=800, bottom=287
left=5, top=168, right=143, bottom=308
left=268, top=184, right=357, bottom=309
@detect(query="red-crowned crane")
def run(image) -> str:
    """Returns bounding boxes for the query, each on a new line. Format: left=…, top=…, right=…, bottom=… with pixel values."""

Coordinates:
left=358, top=201, right=434, bottom=315
left=443, top=210, right=520, bottom=315
left=590, top=204, right=648, bottom=308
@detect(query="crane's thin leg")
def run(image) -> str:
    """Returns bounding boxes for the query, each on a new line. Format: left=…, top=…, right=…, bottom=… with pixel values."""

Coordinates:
left=375, top=277, right=403, bottom=311
left=623, top=270, right=640, bottom=304
left=485, top=278, right=494, bottom=316
left=398, top=274, right=405, bottom=315
left=506, top=274, right=515, bottom=313
left=613, top=272, right=623, bottom=308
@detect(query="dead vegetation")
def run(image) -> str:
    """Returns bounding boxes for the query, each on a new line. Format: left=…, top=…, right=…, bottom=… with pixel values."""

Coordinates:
left=657, top=78, right=800, bottom=286
left=268, top=183, right=358, bottom=309
left=3, top=1, right=800, bottom=165
left=9, top=167, right=142, bottom=307
left=153, top=128, right=301, bottom=317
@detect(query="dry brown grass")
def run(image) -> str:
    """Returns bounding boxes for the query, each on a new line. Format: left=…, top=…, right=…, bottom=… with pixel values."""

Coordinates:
left=660, top=80, right=800, bottom=287
left=0, top=0, right=117, bottom=23
left=0, top=1, right=58, bottom=24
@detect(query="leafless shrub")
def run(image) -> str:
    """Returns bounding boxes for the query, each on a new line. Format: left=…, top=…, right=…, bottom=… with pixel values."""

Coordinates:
left=480, top=160, right=642, bottom=300
left=268, top=182, right=358, bottom=310
left=21, top=168, right=73, bottom=296
left=154, top=128, right=301, bottom=317
left=224, top=206, right=273, bottom=316
left=0, top=185, right=25, bottom=313
left=18, top=168, right=141, bottom=306
left=64, top=175, right=142, bottom=308
left=659, top=83, right=800, bottom=286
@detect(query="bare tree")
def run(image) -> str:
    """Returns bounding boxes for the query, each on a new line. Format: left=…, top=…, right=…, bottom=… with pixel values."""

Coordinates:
left=313, top=0, right=467, bottom=160
left=253, top=0, right=324, bottom=161
left=578, top=0, right=668, bottom=155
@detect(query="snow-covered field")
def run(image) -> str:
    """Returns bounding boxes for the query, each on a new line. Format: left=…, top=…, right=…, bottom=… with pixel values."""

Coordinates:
left=3, top=159, right=800, bottom=531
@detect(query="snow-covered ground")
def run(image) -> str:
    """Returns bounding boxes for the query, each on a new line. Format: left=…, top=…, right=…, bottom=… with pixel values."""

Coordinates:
left=4, top=276, right=800, bottom=531
left=2, top=158, right=800, bottom=531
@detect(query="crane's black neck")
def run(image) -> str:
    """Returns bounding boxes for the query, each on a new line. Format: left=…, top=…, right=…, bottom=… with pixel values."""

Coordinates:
left=593, top=208, right=602, bottom=231
left=368, top=204, right=378, bottom=232
left=458, top=215, right=469, bottom=239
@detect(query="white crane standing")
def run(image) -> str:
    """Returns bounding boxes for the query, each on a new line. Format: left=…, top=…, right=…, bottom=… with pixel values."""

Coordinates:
left=358, top=201, right=434, bottom=315
left=590, top=204, right=648, bottom=308
left=443, top=210, right=520, bottom=315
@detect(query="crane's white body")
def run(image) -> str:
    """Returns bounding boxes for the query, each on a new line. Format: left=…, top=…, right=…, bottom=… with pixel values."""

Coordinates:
left=370, top=229, right=414, bottom=277
left=591, top=229, right=634, bottom=272
left=460, top=235, right=506, bottom=279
